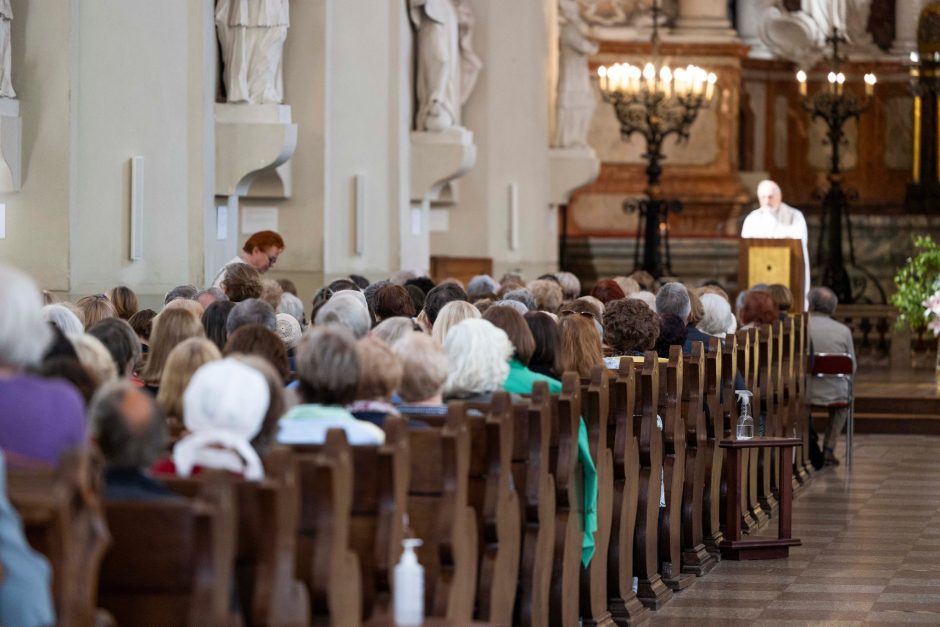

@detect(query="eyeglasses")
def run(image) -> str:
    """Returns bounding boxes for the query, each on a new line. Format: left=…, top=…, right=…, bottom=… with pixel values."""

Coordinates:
left=267, top=255, right=278, bottom=266
left=560, top=309, right=596, bottom=321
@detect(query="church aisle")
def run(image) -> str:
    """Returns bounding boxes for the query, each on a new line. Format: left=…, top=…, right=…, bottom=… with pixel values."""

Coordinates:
left=649, top=434, right=940, bottom=625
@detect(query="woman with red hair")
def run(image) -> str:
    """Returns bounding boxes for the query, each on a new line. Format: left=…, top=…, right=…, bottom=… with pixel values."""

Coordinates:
left=739, top=291, right=779, bottom=329
left=590, top=279, right=625, bottom=304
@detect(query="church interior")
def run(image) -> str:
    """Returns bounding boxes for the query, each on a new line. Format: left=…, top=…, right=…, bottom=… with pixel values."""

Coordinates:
left=3, top=0, right=940, bottom=624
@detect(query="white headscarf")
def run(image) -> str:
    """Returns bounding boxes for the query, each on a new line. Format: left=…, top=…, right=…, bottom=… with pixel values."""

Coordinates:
left=172, top=358, right=269, bottom=480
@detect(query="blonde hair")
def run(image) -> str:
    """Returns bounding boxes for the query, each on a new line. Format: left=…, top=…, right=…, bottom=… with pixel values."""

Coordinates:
left=431, top=300, right=481, bottom=345
left=109, top=286, right=139, bottom=320
left=612, top=276, right=640, bottom=297
left=260, top=279, right=284, bottom=310
left=163, top=297, right=205, bottom=319
left=156, top=338, right=222, bottom=419
left=77, top=294, right=117, bottom=331
left=392, top=332, right=449, bottom=403
left=526, top=279, right=564, bottom=313
left=141, top=309, right=206, bottom=385
left=73, top=334, right=118, bottom=388
left=559, top=314, right=603, bottom=378
left=372, top=317, right=417, bottom=346
left=355, top=336, right=403, bottom=402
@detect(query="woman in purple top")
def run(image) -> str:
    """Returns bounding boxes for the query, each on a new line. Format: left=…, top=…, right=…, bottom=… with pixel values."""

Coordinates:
left=0, top=264, right=86, bottom=465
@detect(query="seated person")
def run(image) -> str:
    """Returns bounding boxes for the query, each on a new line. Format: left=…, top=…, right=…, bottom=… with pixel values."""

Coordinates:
left=0, top=450, right=56, bottom=626
left=603, top=298, right=660, bottom=368
left=392, top=332, right=449, bottom=418
left=277, top=325, right=385, bottom=445
left=483, top=305, right=562, bottom=394
left=559, top=314, right=604, bottom=378
left=0, top=264, right=86, bottom=466
left=90, top=380, right=173, bottom=500
left=157, top=358, right=271, bottom=480
left=442, top=318, right=514, bottom=403
left=347, top=336, right=403, bottom=426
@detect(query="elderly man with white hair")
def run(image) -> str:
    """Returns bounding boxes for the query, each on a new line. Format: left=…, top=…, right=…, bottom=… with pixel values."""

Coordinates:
left=741, top=180, right=810, bottom=306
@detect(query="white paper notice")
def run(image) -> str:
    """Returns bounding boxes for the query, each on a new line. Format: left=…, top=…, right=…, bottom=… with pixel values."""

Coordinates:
left=216, top=204, right=228, bottom=241
left=411, top=208, right=422, bottom=236
left=241, top=206, right=279, bottom=234
left=0, top=203, right=6, bottom=239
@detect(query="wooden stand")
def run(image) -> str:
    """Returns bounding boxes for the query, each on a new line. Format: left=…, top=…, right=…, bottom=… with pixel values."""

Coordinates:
left=719, top=437, right=801, bottom=560
left=739, top=238, right=805, bottom=313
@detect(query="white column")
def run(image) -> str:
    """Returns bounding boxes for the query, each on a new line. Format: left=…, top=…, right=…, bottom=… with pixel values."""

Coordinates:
left=893, top=0, right=928, bottom=56
left=737, top=0, right=773, bottom=58
left=671, top=0, right=736, bottom=41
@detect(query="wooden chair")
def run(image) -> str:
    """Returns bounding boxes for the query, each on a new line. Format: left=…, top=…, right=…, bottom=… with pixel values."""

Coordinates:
left=578, top=367, right=614, bottom=626
left=633, top=353, right=673, bottom=610
left=160, top=449, right=311, bottom=627
left=516, top=381, right=557, bottom=627
left=680, top=341, right=717, bottom=576
left=99, top=470, right=238, bottom=626
left=400, top=404, right=477, bottom=622
left=657, top=346, right=694, bottom=591
left=702, top=337, right=726, bottom=560
left=293, top=429, right=363, bottom=624
left=542, top=373, right=588, bottom=625
left=292, top=417, right=410, bottom=623
left=7, top=448, right=111, bottom=627
left=604, top=358, right=649, bottom=623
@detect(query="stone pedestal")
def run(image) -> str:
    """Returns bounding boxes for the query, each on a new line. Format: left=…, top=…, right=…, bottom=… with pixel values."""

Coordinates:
left=671, top=0, right=737, bottom=42
left=549, top=146, right=600, bottom=206
left=407, top=127, right=476, bottom=273
left=0, top=98, right=22, bottom=192
left=215, top=103, right=298, bottom=197
left=736, top=0, right=773, bottom=58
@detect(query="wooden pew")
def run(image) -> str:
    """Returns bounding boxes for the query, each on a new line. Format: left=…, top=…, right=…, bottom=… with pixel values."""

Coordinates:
left=293, top=430, right=363, bottom=624
left=516, top=382, right=557, bottom=627
left=757, top=324, right=779, bottom=515
left=400, top=404, right=478, bottom=622
left=702, top=337, right=725, bottom=560
left=740, top=327, right=769, bottom=530
left=680, top=342, right=717, bottom=576
left=159, top=449, right=311, bottom=627
left=633, top=353, right=673, bottom=610
left=657, top=346, right=694, bottom=591
left=6, top=448, right=111, bottom=627
left=99, top=470, right=239, bottom=626
left=605, top=358, right=649, bottom=623
left=291, top=417, right=410, bottom=624
left=578, top=367, right=615, bottom=626
left=793, top=313, right=814, bottom=483
left=719, top=333, right=739, bottom=534
left=541, top=373, right=588, bottom=625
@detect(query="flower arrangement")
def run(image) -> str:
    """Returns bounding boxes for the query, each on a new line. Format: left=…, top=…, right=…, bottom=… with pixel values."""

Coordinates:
left=891, top=236, right=940, bottom=333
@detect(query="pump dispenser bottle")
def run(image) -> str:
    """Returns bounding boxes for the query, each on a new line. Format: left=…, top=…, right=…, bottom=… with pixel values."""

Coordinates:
left=394, top=538, right=424, bottom=626
left=735, top=389, right=754, bottom=440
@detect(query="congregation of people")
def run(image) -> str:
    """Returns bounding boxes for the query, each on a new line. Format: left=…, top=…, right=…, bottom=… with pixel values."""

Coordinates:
left=0, top=229, right=854, bottom=624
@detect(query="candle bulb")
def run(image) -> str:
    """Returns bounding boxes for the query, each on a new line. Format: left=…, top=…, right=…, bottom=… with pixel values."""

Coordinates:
left=796, top=70, right=807, bottom=97
left=864, top=72, right=876, bottom=97
left=705, top=72, right=717, bottom=101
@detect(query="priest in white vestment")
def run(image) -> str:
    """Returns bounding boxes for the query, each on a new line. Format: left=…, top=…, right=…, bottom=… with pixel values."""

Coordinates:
left=741, top=180, right=811, bottom=307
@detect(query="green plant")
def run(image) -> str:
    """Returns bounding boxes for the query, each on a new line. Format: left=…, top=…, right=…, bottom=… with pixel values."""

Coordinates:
left=891, top=235, right=940, bottom=332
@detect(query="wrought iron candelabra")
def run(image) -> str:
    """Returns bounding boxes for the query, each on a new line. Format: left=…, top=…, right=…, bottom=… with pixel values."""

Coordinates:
left=597, top=0, right=716, bottom=278
left=795, top=27, right=876, bottom=303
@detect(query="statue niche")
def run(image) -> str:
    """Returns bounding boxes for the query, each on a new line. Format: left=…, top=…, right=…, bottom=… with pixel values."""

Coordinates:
left=555, top=0, right=599, bottom=148
left=216, top=0, right=290, bottom=104
left=0, top=0, right=14, bottom=99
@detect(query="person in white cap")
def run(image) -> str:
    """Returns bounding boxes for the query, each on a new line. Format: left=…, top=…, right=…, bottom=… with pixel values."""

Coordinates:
left=169, top=358, right=271, bottom=480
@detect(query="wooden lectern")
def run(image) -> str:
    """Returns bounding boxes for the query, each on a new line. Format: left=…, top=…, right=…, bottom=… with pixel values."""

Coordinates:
left=738, top=238, right=805, bottom=312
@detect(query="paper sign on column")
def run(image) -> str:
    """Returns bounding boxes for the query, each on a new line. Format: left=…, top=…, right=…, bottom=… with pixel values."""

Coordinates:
left=0, top=203, right=6, bottom=239
left=216, top=204, right=228, bottom=241
left=241, top=206, right=279, bottom=234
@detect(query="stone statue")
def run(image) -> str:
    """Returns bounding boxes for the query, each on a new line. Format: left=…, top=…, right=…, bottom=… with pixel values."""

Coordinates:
left=0, top=0, right=14, bottom=99
left=456, top=0, right=483, bottom=106
left=410, top=0, right=482, bottom=132
left=216, top=0, right=290, bottom=105
left=555, top=0, right=599, bottom=148
left=802, top=0, right=873, bottom=46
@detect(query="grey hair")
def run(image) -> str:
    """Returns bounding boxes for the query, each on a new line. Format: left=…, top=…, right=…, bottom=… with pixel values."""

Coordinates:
left=373, top=317, right=418, bottom=346
left=494, top=299, right=529, bottom=316
left=277, top=292, right=306, bottom=327
left=555, top=271, right=582, bottom=300
left=627, top=291, right=657, bottom=312
left=502, top=288, right=536, bottom=312
left=196, top=287, right=226, bottom=303
left=226, top=298, right=276, bottom=334
left=735, top=289, right=748, bottom=313
left=443, top=319, right=512, bottom=398
left=390, top=269, right=420, bottom=285
left=164, top=284, right=198, bottom=305
left=656, top=282, right=691, bottom=320
left=90, top=380, right=167, bottom=469
left=295, top=324, right=360, bottom=405
left=314, top=291, right=371, bottom=338
left=698, top=294, right=733, bottom=338
left=467, top=274, right=499, bottom=300
left=808, top=287, right=838, bottom=315
left=42, top=304, right=85, bottom=339
left=0, top=264, right=52, bottom=369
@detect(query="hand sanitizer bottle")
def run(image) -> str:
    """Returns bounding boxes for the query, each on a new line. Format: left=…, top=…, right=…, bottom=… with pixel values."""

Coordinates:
left=735, top=390, right=754, bottom=440
left=394, top=538, right=424, bottom=626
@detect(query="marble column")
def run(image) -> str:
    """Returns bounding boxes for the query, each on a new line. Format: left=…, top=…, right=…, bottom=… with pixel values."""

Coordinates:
left=893, top=0, right=928, bottom=56
left=736, top=0, right=772, bottom=58
left=671, top=0, right=736, bottom=41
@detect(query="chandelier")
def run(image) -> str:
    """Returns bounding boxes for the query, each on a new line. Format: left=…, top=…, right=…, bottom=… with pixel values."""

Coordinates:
left=594, top=0, right=717, bottom=277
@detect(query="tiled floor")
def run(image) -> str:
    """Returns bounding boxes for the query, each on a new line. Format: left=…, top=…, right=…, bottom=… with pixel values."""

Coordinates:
left=649, top=434, right=940, bottom=625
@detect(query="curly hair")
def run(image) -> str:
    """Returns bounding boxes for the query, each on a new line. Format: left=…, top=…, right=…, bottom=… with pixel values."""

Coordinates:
left=526, top=279, right=564, bottom=313
left=443, top=319, right=512, bottom=399
left=603, top=298, right=660, bottom=354
left=222, top=263, right=263, bottom=302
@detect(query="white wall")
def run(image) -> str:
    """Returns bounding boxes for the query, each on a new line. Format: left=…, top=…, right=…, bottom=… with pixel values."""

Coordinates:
left=432, top=0, right=556, bottom=278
